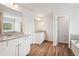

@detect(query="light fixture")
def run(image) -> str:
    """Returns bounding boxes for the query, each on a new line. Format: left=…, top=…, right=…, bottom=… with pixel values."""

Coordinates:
left=36, top=17, right=41, bottom=20
left=10, top=3, right=18, bottom=8
left=13, top=3, right=18, bottom=8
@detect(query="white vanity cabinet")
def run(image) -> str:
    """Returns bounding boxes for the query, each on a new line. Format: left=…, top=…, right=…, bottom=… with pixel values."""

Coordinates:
left=25, top=34, right=33, bottom=54
left=8, top=37, right=27, bottom=56
left=8, top=39, right=19, bottom=56
left=0, top=41, right=9, bottom=56
left=0, top=35, right=31, bottom=56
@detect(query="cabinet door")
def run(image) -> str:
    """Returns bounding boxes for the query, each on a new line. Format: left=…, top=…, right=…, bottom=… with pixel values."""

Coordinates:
left=18, top=37, right=26, bottom=56
left=8, top=45, right=18, bottom=56
left=29, top=35, right=33, bottom=44
left=25, top=36, right=30, bottom=55
left=8, top=39, right=18, bottom=56
left=0, top=41, right=9, bottom=56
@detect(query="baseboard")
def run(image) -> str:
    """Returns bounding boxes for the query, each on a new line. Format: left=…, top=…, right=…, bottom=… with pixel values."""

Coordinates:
left=58, top=42, right=68, bottom=45
left=44, top=40, right=53, bottom=42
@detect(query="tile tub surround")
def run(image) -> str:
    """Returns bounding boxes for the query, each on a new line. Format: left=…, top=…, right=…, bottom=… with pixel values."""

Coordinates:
left=0, top=32, right=32, bottom=56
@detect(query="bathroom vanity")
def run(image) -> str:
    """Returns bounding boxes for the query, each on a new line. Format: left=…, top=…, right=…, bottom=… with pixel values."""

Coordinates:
left=0, top=3, right=46, bottom=56
left=0, top=4, right=33, bottom=56
left=0, top=33, right=33, bottom=56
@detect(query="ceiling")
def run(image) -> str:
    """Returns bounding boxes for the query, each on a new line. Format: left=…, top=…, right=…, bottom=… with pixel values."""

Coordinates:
left=17, top=3, right=79, bottom=16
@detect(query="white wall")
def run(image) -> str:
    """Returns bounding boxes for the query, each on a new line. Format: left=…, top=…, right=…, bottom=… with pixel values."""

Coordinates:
left=35, top=13, right=53, bottom=41
left=21, top=11, right=35, bottom=44
left=70, top=8, right=79, bottom=35
left=22, top=12, right=35, bottom=34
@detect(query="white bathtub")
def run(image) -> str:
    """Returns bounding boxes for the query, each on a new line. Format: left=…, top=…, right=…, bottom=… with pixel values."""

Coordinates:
left=71, top=40, right=79, bottom=56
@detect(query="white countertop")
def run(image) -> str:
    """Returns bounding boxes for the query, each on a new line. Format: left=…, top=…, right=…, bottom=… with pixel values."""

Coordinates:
left=0, top=33, right=32, bottom=42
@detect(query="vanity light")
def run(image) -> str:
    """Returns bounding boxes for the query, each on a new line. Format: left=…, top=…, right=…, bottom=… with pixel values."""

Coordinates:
left=13, top=3, right=18, bottom=8
left=10, top=3, right=18, bottom=8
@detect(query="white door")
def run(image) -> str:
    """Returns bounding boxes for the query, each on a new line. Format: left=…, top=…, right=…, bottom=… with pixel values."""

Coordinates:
left=57, top=16, right=69, bottom=43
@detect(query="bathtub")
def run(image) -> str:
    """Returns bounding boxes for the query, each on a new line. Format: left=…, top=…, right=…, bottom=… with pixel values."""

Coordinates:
left=71, top=40, right=79, bottom=56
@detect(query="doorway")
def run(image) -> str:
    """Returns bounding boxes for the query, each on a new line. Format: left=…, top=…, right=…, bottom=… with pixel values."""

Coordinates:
left=57, top=16, right=69, bottom=44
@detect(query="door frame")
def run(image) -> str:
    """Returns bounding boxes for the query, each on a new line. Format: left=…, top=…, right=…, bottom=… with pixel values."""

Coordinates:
left=56, top=16, right=70, bottom=48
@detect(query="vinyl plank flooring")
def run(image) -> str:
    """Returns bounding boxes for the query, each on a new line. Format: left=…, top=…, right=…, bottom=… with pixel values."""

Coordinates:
left=28, top=41, right=74, bottom=56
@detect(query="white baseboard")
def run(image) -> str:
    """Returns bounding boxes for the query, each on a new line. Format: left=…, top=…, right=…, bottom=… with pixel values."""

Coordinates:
left=57, top=41, right=68, bottom=44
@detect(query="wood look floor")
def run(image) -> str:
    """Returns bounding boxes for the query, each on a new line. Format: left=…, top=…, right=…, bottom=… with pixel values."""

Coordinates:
left=28, top=40, right=74, bottom=56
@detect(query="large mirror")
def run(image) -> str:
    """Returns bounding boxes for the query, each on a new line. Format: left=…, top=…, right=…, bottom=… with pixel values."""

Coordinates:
left=3, top=17, right=15, bottom=32
left=0, top=4, right=22, bottom=34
